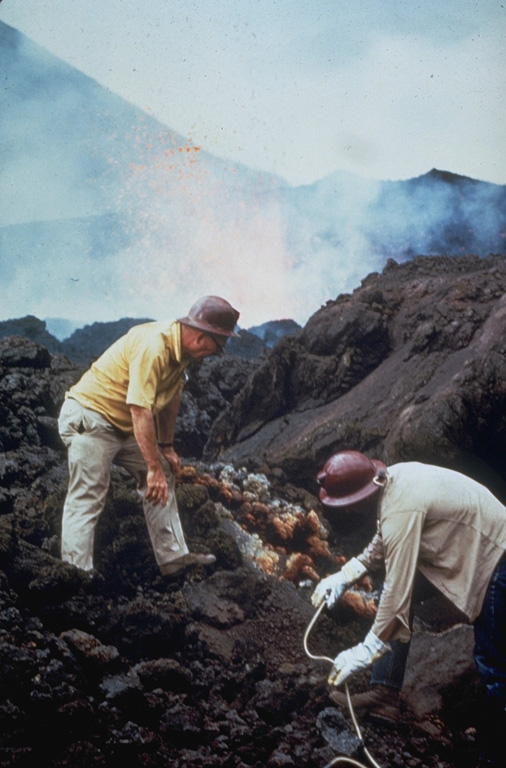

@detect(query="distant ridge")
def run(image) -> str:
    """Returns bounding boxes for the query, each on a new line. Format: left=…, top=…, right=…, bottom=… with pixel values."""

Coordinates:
left=0, top=315, right=293, bottom=364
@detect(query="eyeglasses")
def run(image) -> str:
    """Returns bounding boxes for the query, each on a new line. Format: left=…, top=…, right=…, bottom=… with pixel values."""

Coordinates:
left=206, top=333, right=227, bottom=355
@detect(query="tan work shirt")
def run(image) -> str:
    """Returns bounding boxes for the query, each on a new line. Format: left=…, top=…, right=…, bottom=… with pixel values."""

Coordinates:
left=357, top=462, right=506, bottom=642
left=67, top=321, right=188, bottom=433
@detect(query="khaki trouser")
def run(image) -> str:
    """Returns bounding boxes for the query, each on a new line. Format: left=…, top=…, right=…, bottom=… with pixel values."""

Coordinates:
left=58, top=398, right=189, bottom=572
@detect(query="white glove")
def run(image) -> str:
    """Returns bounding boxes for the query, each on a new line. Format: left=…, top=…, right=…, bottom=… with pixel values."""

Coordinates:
left=311, top=557, right=367, bottom=609
left=328, top=630, right=390, bottom=687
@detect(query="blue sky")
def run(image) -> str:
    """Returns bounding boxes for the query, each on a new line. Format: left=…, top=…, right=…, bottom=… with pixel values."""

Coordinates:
left=1, top=0, right=505, bottom=186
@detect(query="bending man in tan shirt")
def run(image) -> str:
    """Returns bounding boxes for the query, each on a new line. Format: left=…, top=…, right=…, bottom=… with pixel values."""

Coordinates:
left=311, top=451, right=506, bottom=768
left=58, top=296, right=239, bottom=577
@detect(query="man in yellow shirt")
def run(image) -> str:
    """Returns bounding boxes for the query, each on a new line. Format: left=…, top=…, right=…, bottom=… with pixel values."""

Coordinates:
left=58, top=296, right=239, bottom=577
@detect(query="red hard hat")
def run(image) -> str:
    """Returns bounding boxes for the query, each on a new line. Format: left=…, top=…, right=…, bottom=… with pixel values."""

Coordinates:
left=178, top=296, right=240, bottom=338
left=316, top=451, right=387, bottom=508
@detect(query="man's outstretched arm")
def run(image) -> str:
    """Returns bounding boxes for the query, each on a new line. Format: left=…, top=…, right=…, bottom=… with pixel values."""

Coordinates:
left=130, top=404, right=169, bottom=505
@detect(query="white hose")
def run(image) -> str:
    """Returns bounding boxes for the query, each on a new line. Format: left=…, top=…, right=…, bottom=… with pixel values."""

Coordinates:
left=303, top=600, right=383, bottom=768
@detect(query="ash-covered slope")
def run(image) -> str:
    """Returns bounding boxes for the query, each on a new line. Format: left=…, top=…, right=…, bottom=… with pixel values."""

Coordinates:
left=206, top=253, right=506, bottom=500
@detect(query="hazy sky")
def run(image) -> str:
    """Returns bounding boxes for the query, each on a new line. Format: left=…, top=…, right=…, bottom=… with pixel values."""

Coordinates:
left=1, top=0, right=505, bottom=186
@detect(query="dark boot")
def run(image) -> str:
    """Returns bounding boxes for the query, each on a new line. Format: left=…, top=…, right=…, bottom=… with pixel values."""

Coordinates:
left=160, top=552, right=216, bottom=576
left=330, top=685, right=400, bottom=723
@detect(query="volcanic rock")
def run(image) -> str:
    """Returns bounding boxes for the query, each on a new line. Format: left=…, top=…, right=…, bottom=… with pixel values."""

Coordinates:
left=1, top=252, right=501, bottom=767
left=205, top=253, right=506, bottom=502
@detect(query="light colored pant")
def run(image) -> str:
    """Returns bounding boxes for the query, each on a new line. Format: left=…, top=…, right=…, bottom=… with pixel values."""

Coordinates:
left=58, top=398, right=189, bottom=572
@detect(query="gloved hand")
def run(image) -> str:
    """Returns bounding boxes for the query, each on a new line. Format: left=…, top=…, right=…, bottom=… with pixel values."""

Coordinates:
left=311, top=557, right=367, bottom=609
left=328, top=630, right=390, bottom=687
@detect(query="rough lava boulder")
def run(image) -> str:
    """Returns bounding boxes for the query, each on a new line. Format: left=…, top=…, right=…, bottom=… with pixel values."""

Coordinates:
left=205, top=253, right=506, bottom=500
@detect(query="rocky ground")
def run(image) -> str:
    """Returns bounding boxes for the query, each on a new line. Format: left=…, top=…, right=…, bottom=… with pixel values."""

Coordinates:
left=2, top=253, right=503, bottom=767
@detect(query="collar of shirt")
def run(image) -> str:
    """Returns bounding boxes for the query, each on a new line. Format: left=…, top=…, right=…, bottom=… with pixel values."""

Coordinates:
left=169, top=320, right=183, bottom=364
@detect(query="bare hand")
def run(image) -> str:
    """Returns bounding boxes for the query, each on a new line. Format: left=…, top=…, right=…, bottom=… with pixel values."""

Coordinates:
left=145, top=466, right=169, bottom=505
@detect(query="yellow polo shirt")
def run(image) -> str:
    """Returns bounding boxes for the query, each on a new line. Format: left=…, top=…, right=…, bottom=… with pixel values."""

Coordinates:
left=67, top=321, right=188, bottom=433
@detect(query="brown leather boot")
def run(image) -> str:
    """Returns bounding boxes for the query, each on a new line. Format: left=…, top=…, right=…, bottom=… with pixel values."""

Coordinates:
left=330, top=685, right=400, bottom=723
left=160, top=552, right=216, bottom=576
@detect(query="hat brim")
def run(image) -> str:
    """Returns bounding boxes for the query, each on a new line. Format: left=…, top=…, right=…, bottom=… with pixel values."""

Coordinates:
left=319, top=459, right=387, bottom=508
left=177, top=316, right=240, bottom=338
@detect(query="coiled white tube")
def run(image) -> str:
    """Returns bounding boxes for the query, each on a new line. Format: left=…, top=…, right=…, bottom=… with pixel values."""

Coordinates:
left=303, top=599, right=383, bottom=768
